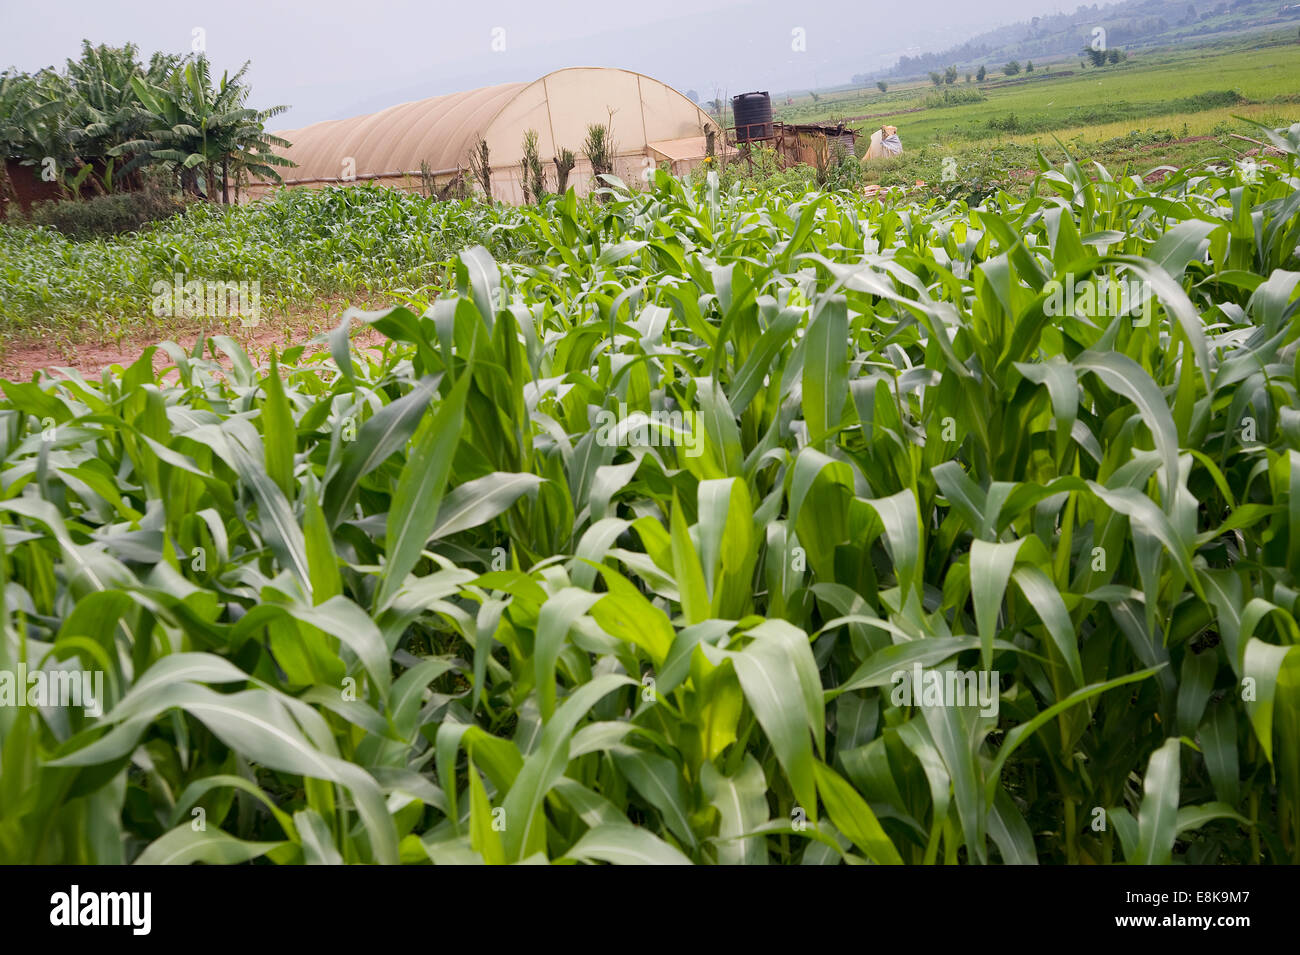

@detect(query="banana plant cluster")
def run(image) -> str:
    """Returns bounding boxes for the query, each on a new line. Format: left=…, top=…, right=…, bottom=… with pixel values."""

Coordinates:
left=1, top=125, right=1299, bottom=864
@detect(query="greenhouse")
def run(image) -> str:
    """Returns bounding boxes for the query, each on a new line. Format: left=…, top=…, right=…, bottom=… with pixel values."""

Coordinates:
left=252, top=67, right=722, bottom=203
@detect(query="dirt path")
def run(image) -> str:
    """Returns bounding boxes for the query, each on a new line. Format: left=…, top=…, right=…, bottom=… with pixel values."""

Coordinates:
left=1, top=294, right=395, bottom=381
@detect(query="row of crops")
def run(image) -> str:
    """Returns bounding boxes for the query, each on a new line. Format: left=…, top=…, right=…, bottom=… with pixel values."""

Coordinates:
left=1, top=128, right=1299, bottom=864
left=0, top=183, right=529, bottom=331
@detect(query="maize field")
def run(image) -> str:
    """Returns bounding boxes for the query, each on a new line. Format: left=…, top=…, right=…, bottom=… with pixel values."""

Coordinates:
left=2, top=129, right=1300, bottom=865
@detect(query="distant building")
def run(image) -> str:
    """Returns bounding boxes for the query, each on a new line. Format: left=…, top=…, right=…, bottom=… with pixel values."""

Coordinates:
left=250, top=68, right=724, bottom=205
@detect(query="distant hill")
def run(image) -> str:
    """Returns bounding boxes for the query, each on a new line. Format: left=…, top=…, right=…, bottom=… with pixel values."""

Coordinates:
left=854, top=0, right=1300, bottom=81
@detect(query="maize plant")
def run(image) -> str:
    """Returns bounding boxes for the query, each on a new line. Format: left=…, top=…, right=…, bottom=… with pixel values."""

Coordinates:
left=1, top=125, right=1299, bottom=865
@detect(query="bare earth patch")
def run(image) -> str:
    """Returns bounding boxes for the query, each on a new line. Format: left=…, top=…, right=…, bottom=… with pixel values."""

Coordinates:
left=1, top=294, right=399, bottom=381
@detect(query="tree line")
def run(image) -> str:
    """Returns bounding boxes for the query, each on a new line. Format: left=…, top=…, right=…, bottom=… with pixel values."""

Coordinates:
left=0, top=40, right=293, bottom=207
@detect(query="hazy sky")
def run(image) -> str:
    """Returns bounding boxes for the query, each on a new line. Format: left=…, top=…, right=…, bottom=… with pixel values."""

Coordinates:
left=0, top=0, right=1078, bottom=129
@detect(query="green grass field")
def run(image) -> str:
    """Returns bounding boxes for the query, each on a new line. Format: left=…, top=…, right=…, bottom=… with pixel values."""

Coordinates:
left=775, top=29, right=1300, bottom=160
left=0, top=185, right=529, bottom=352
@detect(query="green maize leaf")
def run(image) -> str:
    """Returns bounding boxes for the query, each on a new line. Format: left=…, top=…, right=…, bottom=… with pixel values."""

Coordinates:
left=468, top=758, right=506, bottom=865
left=376, top=372, right=470, bottom=610
left=134, top=825, right=285, bottom=866
left=261, top=351, right=296, bottom=500
left=294, top=809, right=345, bottom=865
left=813, top=761, right=903, bottom=865
left=322, top=374, right=442, bottom=527
left=701, top=756, right=769, bottom=865
left=502, top=674, right=634, bottom=861
left=562, top=824, right=693, bottom=865
left=1134, top=737, right=1182, bottom=865
left=1243, top=637, right=1300, bottom=764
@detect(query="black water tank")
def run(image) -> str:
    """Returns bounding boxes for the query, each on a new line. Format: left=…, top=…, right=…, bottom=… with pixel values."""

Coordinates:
left=732, top=91, right=773, bottom=142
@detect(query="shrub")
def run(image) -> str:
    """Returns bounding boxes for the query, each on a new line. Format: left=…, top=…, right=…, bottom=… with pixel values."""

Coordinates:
left=931, top=146, right=1025, bottom=202
left=820, top=142, right=863, bottom=190
left=521, top=129, right=546, bottom=204
left=555, top=148, right=576, bottom=194
left=583, top=120, right=614, bottom=180
left=924, top=88, right=987, bottom=108
left=987, top=112, right=1022, bottom=132
left=18, top=187, right=189, bottom=240
left=698, top=145, right=816, bottom=193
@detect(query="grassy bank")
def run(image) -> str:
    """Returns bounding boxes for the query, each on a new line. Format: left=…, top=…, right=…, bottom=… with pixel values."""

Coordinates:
left=0, top=184, right=527, bottom=349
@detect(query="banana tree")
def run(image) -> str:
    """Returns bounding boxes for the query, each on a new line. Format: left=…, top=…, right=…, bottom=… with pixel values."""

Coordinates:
left=115, top=56, right=292, bottom=203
